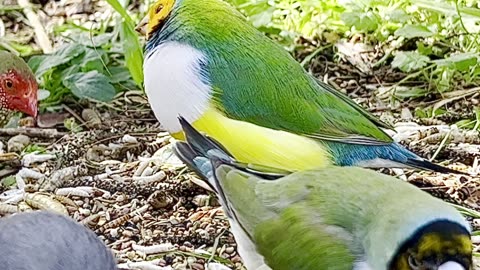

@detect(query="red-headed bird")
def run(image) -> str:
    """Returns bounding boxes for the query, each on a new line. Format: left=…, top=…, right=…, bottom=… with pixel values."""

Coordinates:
left=0, top=51, right=38, bottom=127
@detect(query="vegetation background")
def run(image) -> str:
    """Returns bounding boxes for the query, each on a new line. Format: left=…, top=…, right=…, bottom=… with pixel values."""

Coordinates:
left=1, top=0, right=480, bottom=268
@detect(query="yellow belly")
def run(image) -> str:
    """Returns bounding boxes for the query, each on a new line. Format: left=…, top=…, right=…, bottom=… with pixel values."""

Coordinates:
left=171, top=108, right=332, bottom=171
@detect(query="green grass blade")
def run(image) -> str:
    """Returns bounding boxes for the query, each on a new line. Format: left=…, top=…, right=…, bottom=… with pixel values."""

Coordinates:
left=105, top=0, right=144, bottom=89
left=105, top=0, right=134, bottom=24
left=120, top=22, right=144, bottom=88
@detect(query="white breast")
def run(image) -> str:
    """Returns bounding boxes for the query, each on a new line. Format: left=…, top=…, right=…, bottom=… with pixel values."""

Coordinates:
left=229, top=219, right=272, bottom=270
left=144, top=41, right=212, bottom=133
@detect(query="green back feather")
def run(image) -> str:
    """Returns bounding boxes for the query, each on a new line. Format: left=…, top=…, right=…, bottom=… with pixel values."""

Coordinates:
left=255, top=207, right=356, bottom=270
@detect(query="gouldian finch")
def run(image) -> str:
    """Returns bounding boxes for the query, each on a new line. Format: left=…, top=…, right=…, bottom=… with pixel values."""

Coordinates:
left=0, top=211, right=117, bottom=270
left=137, top=0, right=457, bottom=174
left=173, top=116, right=472, bottom=270
left=0, top=51, right=38, bottom=127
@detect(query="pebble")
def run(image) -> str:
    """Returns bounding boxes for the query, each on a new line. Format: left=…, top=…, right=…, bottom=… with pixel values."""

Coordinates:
left=187, top=257, right=196, bottom=265
left=158, top=259, right=167, bottom=267
left=122, top=230, right=133, bottom=237
left=122, top=242, right=132, bottom=251
left=109, top=228, right=119, bottom=238
left=231, top=256, right=242, bottom=263
left=74, top=200, right=84, bottom=206
left=126, top=251, right=136, bottom=260
left=191, top=262, right=204, bottom=270
left=347, top=79, right=357, bottom=86
left=78, top=208, right=91, bottom=215
left=116, top=194, right=128, bottom=203
left=7, top=134, right=30, bottom=152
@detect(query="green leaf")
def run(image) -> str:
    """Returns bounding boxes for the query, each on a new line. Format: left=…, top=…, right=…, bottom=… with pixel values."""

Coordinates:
left=414, top=107, right=429, bottom=118
left=64, top=118, right=83, bottom=133
left=414, top=0, right=480, bottom=21
left=436, top=68, right=454, bottom=93
left=27, top=55, right=47, bottom=73
left=392, top=51, right=430, bottom=72
left=82, top=60, right=106, bottom=74
left=33, top=43, right=86, bottom=77
left=80, top=48, right=107, bottom=66
left=416, top=42, right=433, bottom=56
left=341, top=11, right=378, bottom=32
left=63, top=71, right=116, bottom=102
left=108, top=66, right=131, bottom=83
left=249, top=7, right=275, bottom=27
left=434, top=52, right=478, bottom=72
left=60, top=65, right=81, bottom=80
left=22, top=144, right=46, bottom=154
left=120, top=21, right=144, bottom=88
left=338, top=0, right=371, bottom=11
left=74, top=33, right=115, bottom=47
left=455, top=119, right=475, bottom=130
left=387, top=9, right=410, bottom=23
left=78, top=48, right=107, bottom=73
left=394, top=25, right=433, bottom=38
left=106, top=0, right=144, bottom=88
left=37, top=89, right=51, bottom=101
left=393, top=86, right=429, bottom=99
left=1, top=176, right=16, bottom=188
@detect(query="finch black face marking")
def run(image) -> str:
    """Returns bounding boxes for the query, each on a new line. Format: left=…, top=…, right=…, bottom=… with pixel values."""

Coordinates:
left=389, top=220, right=471, bottom=270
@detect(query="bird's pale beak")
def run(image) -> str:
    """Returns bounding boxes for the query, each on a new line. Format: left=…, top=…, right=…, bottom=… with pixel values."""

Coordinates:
left=26, top=97, right=38, bottom=118
left=10, top=95, right=38, bottom=118
left=135, top=15, right=149, bottom=36
left=23, top=82, right=38, bottom=118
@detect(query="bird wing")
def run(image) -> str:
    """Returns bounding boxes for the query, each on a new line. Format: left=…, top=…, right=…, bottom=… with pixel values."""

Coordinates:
left=205, top=39, right=393, bottom=145
left=314, top=78, right=393, bottom=131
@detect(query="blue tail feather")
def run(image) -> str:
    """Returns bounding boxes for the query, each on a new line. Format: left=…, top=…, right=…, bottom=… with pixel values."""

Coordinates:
left=326, top=142, right=463, bottom=174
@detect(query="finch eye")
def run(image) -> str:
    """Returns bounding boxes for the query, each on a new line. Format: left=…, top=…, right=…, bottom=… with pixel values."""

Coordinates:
left=408, top=255, right=421, bottom=270
left=156, top=4, right=164, bottom=13
left=5, top=79, right=14, bottom=90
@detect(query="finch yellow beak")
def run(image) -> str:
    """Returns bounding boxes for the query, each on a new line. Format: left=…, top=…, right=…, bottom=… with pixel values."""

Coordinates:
left=135, top=15, right=149, bottom=36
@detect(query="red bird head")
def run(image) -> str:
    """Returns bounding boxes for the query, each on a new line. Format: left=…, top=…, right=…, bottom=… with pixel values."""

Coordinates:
left=0, top=51, right=38, bottom=118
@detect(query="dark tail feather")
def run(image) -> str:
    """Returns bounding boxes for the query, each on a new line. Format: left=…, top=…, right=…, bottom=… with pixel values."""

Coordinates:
left=173, top=116, right=236, bottom=191
left=172, top=142, right=208, bottom=180
left=406, top=158, right=468, bottom=175
left=172, top=121, right=235, bottom=218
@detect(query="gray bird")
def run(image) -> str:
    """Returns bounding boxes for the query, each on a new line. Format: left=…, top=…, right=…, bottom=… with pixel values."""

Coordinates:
left=0, top=211, right=117, bottom=270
